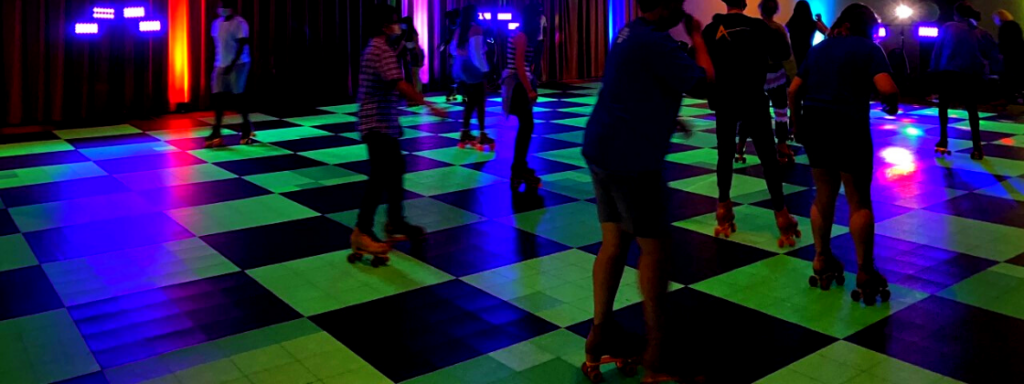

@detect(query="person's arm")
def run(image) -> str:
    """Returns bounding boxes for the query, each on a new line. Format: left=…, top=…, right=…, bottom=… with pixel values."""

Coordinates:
left=378, top=42, right=446, bottom=117
left=513, top=32, right=537, bottom=101
left=874, top=73, right=900, bottom=115
left=691, top=17, right=714, bottom=83
left=814, top=14, right=829, bottom=35
left=224, top=20, right=250, bottom=74
left=657, top=18, right=712, bottom=99
left=469, top=26, right=489, bottom=73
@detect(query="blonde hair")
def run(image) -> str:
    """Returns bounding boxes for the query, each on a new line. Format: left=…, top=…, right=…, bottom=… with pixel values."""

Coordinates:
left=995, top=9, right=1014, bottom=23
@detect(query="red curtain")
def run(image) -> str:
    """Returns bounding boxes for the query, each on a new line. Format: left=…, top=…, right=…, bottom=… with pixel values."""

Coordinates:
left=2, top=0, right=169, bottom=126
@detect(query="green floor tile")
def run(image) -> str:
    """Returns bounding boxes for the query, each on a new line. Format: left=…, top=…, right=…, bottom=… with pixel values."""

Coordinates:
left=682, top=98, right=705, bottom=105
left=298, top=145, right=368, bottom=165
left=496, top=201, right=601, bottom=247
left=188, top=143, right=293, bottom=163
left=535, top=148, right=586, bottom=168
left=561, top=106, right=595, bottom=115
left=756, top=341, right=960, bottom=384
left=665, top=148, right=734, bottom=169
left=173, top=359, right=245, bottom=383
left=404, top=166, right=503, bottom=196
left=538, top=169, right=593, bottom=200
left=545, top=131, right=584, bottom=144
left=399, top=114, right=448, bottom=126
left=55, top=124, right=142, bottom=139
left=166, top=194, right=318, bottom=236
left=328, top=197, right=485, bottom=235
left=322, top=365, right=392, bottom=384
left=679, top=117, right=717, bottom=130
left=938, top=263, right=1024, bottom=320
left=875, top=183, right=967, bottom=209
left=42, top=237, right=239, bottom=306
left=248, top=250, right=453, bottom=316
left=876, top=210, right=1024, bottom=261
left=9, top=192, right=159, bottom=232
left=198, top=113, right=278, bottom=126
left=670, top=131, right=721, bottom=149
left=563, top=96, right=597, bottom=105
left=0, top=309, right=99, bottom=384
left=0, top=140, right=76, bottom=158
left=79, top=142, right=181, bottom=161
left=692, top=256, right=929, bottom=338
left=670, top=174, right=806, bottom=205
left=679, top=106, right=714, bottom=117
left=244, top=166, right=366, bottom=193
left=320, top=104, right=360, bottom=114
left=993, top=135, right=1024, bottom=148
left=404, top=104, right=461, bottom=114
left=114, top=163, right=235, bottom=190
left=401, top=128, right=434, bottom=138
left=146, top=126, right=215, bottom=141
left=249, top=127, right=332, bottom=143
left=907, top=108, right=995, bottom=120
left=403, top=355, right=515, bottom=384
left=0, top=234, right=37, bottom=272
left=0, top=162, right=107, bottom=189
left=550, top=117, right=589, bottom=128
left=488, top=340, right=557, bottom=372
left=931, top=152, right=1024, bottom=177
left=415, top=147, right=497, bottom=165
left=974, top=178, right=1024, bottom=202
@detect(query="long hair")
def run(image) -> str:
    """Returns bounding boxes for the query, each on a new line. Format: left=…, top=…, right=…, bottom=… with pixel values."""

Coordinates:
left=520, top=3, right=542, bottom=40
left=833, top=3, right=878, bottom=39
left=786, top=0, right=814, bottom=31
left=457, top=4, right=478, bottom=50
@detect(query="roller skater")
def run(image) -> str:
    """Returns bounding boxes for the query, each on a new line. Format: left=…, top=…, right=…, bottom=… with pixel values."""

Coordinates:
left=581, top=321, right=643, bottom=383
left=809, top=252, right=846, bottom=290
left=452, top=5, right=490, bottom=148
left=475, top=131, right=496, bottom=152
left=789, top=3, right=899, bottom=304
left=775, top=208, right=801, bottom=247
left=457, top=129, right=477, bottom=149
left=851, top=268, right=890, bottom=305
left=206, top=0, right=254, bottom=149
left=714, top=202, right=737, bottom=238
left=761, top=0, right=799, bottom=166
left=704, top=0, right=796, bottom=243
left=935, top=139, right=952, bottom=156
left=348, top=228, right=392, bottom=268
left=504, top=4, right=543, bottom=191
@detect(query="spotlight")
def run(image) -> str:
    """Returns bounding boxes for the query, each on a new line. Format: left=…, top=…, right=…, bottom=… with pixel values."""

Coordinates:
left=878, top=26, right=887, bottom=37
left=124, top=7, right=146, bottom=18
left=918, top=26, right=939, bottom=38
left=895, top=4, right=914, bottom=20
left=93, top=7, right=115, bottom=19
left=497, top=13, right=512, bottom=21
left=76, top=23, right=99, bottom=34
left=478, top=12, right=491, bottom=20
left=508, top=23, right=520, bottom=30
left=139, top=20, right=161, bottom=32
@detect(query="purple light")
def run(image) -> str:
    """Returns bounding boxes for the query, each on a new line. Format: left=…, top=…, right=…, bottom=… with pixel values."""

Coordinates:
left=497, top=13, right=512, bottom=21
left=76, top=23, right=99, bottom=34
left=508, top=23, right=520, bottom=30
left=918, top=26, right=939, bottom=38
left=93, top=7, right=115, bottom=19
left=124, top=7, right=146, bottom=18
left=139, top=20, right=161, bottom=32
left=878, top=27, right=887, bottom=38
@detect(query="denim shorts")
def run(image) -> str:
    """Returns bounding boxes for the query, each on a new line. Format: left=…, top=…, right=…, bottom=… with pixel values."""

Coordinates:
left=589, top=163, right=669, bottom=238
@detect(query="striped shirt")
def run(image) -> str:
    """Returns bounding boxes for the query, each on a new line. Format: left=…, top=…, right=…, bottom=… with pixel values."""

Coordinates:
left=506, top=32, right=535, bottom=71
left=357, top=36, right=405, bottom=138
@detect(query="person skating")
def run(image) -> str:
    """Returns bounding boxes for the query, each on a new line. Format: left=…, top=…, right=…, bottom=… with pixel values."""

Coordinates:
left=703, top=0, right=800, bottom=247
left=582, top=0, right=714, bottom=381
left=351, top=4, right=446, bottom=263
left=502, top=4, right=545, bottom=190
left=789, top=3, right=899, bottom=304
left=451, top=5, right=493, bottom=151
left=206, top=0, right=254, bottom=148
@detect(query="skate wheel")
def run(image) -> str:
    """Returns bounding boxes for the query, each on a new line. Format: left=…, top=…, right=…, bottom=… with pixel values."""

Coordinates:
left=795, top=229, right=802, bottom=239
left=864, top=293, right=877, bottom=306
left=616, top=360, right=639, bottom=377
left=370, top=256, right=388, bottom=268
left=808, top=275, right=819, bottom=288
left=835, top=275, right=846, bottom=286
left=347, top=253, right=362, bottom=264
left=851, top=289, right=862, bottom=302
left=581, top=362, right=604, bottom=383
left=820, top=275, right=833, bottom=291
left=879, top=289, right=891, bottom=302
left=458, top=143, right=465, bottom=149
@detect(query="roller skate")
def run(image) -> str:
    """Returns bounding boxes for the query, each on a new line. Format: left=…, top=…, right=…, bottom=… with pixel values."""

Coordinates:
left=809, top=253, right=846, bottom=291
left=734, top=142, right=748, bottom=164
left=239, top=129, right=256, bottom=145
left=204, top=134, right=225, bottom=148
left=714, top=202, right=737, bottom=238
left=511, top=167, right=542, bottom=191
left=777, top=142, right=795, bottom=165
left=457, top=129, right=477, bottom=149
left=475, top=132, right=496, bottom=152
left=971, top=148, right=984, bottom=160
left=348, top=228, right=391, bottom=268
left=851, top=267, right=891, bottom=305
left=581, top=321, right=643, bottom=383
left=385, top=220, right=426, bottom=242
left=775, top=208, right=801, bottom=248
left=640, top=339, right=680, bottom=384
left=935, top=140, right=952, bottom=156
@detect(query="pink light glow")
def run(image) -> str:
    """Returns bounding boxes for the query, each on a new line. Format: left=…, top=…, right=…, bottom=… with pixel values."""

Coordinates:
left=880, top=147, right=917, bottom=181
left=76, top=23, right=99, bottom=34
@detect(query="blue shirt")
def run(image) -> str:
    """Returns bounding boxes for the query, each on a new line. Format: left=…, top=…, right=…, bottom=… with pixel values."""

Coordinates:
left=798, top=36, right=891, bottom=121
left=583, top=18, right=707, bottom=174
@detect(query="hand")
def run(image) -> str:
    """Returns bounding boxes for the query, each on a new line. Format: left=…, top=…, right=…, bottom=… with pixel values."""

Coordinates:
left=685, top=15, right=704, bottom=38
left=815, top=14, right=823, bottom=22
left=528, top=91, right=539, bottom=103
left=428, top=105, right=448, bottom=118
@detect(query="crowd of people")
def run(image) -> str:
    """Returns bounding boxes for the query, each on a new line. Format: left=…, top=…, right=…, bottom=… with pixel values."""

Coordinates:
left=201, top=0, right=1020, bottom=382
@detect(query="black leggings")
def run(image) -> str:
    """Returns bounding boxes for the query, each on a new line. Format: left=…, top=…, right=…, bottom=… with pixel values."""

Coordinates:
left=210, top=92, right=252, bottom=138
left=460, top=81, right=486, bottom=132
left=511, top=82, right=534, bottom=171
left=717, top=109, right=786, bottom=211
left=356, top=132, right=406, bottom=233
left=738, top=85, right=789, bottom=146
left=936, top=71, right=981, bottom=149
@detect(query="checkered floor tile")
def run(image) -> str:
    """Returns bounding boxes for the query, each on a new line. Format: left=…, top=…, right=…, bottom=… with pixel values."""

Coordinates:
left=2, top=82, right=1024, bottom=383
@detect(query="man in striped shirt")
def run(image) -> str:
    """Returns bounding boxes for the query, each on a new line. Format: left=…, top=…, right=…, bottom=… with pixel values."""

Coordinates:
left=353, top=4, right=445, bottom=255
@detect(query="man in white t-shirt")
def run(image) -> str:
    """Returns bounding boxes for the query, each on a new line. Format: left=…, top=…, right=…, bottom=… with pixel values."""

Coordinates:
left=206, top=0, right=253, bottom=148
left=529, top=1, right=546, bottom=81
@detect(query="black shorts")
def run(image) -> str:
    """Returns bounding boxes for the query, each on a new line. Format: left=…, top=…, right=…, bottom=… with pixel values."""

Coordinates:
left=801, top=107, right=873, bottom=176
left=589, top=164, right=669, bottom=238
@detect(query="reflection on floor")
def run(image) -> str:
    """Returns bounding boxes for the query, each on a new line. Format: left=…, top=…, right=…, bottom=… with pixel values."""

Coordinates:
left=2, top=82, right=1024, bottom=383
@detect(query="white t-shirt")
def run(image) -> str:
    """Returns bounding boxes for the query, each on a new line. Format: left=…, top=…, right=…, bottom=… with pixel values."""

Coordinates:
left=212, top=16, right=250, bottom=68
left=538, top=15, right=547, bottom=40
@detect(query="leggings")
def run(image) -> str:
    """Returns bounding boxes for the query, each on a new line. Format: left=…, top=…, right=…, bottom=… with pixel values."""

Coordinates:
left=356, top=132, right=406, bottom=233
left=716, top=109, right=787, bottom=211
left=511, top=82, right=534, bottom=171
left=738, top=84, right=789, bottom=147
left=936, top=71, right=981, bottom=149
left=460, top=81, right=486, bottom=132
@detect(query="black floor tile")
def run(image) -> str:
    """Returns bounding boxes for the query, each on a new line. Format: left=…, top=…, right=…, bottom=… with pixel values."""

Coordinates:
left=271, top=135, right=362, bottom=153
left=846, top=296, right=1024, bottom=383
left=924, top=192, right=1024, bottom=228
left=461, top=155, right=582, bottom=179
left=213, top=154, right=328, bottom=177
left=433, top=182, right=578, bottom=218
left=533, top=111, right=590, bottom=122
left=0, top=130, right=61, bottom=144
left=0, top=266, right=65, bottom=321
left=0, top=209, right=19, bottom=236
left=260, top=107, right=333, bottom=119
left=0, top=176, right=130, bottom=208
left=136, top=178, right=272, bottom=210
left=408, top=220, right=571, bottom=277
left=128, top=117, right=209, bottom=132
left=341, top=154, right=452, bottom=176
left=310, top=280, right=558, bottom=382
left=54, top=371, right=109, bottom=384
left=531, top=122, right=586, bottom=135
left=93, top=152, right=206, bottom=175
left=399, top=135, right=462, bottom=152
left=665, top=189, right=720, bottom=223
left=312, top=122, right=358, bottom=134
left=68, top=272, right=302, bottom=368
left=24, top=212, right=193, bottom=263
left=201, top=216, right=353, bottom=270
left=281, top=181, right=421, bottom=214
left=0, top=150, right=91, bottom=172
left=751, top=189, right=914, bottom=226
left=252, top=119, right=304, bottom=131
left=67, top=133, right=162, bottom=150
left=967, top=143, right=1024, bottom=161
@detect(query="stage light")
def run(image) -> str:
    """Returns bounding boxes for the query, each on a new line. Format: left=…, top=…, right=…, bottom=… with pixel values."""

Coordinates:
left=497, top=13, right=512, bottom=21
left=895, top=4, right=914, bottom=20
left=918, top=26, right=939, bottom=38
left=76, top=23, right=100, bottom=34
left=508, top=23, right=520, bottom=30
left=878, top=26, right=887, bottom=37
left=478, top=12, right=491, bottom=20
left=93, top=7, right=115, bottom=19
left=124, top=7, right=146, bottom=18
left=139, top=20, right=161, bottom=32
